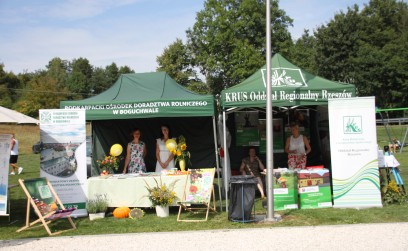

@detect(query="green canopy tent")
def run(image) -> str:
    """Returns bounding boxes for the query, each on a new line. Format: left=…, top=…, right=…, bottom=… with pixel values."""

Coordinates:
left=221, top=53, right=356, bottom=108
left=60, top=72, right=220, bottom=194
left=219, top=53, right=356, bottom=200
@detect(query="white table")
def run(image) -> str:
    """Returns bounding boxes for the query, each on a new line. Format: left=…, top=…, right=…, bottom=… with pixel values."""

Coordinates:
left=87, top=174, right=189, bottom=207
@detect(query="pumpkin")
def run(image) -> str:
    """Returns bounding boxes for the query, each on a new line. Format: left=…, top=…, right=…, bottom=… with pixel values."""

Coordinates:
left=113, top=207, right=130, bottom=218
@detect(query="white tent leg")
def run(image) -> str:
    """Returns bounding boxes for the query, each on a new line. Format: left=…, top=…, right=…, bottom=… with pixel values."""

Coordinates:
left=223, top=111, right=229, bottom=213
left=212, top=116, right=223, bottom=212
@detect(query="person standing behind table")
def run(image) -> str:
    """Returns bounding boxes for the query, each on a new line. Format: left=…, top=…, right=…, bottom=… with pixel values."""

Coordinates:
left=9, top=134, right=23, bottom=175
left=155, top=125, right=175, bottom=173
left=123, top=128, right=147, bottom=174
left=240, top=147, right=266, bottom=199
left=285, top=122, right=311, bottom=169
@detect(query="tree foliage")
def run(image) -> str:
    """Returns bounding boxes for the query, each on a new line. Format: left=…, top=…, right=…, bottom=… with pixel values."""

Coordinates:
left=156, top=38, right=196, bottom=86
left=313, top=0, right=408, bottom=108
left=16, top=74, right=69, bottom=118
left=186, top=0, right=293, bottom=94
left=288, top=30, right=317, bottom=74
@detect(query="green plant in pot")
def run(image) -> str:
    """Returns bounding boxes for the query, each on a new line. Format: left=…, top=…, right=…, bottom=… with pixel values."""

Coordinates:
left=86, top=194, right=109, bottom=220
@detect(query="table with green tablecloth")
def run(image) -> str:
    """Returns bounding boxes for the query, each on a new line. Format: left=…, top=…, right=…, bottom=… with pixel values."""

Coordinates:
left=87, top=174, right=189, bottom=207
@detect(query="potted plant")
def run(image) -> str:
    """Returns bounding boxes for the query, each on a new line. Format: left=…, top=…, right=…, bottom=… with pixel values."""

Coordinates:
left=145, top=178, right=178, bottom=217
left=86, top=194, right=109, bottom=220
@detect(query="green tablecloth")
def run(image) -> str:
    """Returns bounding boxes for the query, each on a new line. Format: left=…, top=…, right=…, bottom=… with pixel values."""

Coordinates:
left=87, top=174, right=189, bottom=207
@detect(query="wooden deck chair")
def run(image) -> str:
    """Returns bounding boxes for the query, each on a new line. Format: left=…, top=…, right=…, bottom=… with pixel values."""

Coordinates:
left=17, top=177, right=76, bottom=236
left=177, top=168, right=217, bottom=222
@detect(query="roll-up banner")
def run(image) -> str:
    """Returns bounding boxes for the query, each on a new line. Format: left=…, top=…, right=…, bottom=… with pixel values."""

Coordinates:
left=39, top=109, right=87, bottom=217
left=329, top=97, right=382, bottom=208
left=0, top=134, right=12, bottom=216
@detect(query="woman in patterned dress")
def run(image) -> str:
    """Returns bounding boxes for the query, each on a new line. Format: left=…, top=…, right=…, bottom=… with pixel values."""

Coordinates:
left=123, top=128, right=147, bottom=173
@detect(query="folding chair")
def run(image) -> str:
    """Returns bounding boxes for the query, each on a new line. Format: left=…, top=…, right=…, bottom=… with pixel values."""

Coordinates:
left=17, top=177, right=76, bottom=236
left=177, top=168, right=217, bottom=222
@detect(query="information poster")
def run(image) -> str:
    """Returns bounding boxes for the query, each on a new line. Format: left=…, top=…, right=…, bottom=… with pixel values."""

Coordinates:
left=329, top=97, right=382, bottom=208
left=273, top=169, right=298, bottom=210
left=259, top=119, right=284, bottom=153
left=39, top=109, right=88, bottom=217
left=0, top=134, right=11, bottom=215
left=235, top=111, right=259, bottom=146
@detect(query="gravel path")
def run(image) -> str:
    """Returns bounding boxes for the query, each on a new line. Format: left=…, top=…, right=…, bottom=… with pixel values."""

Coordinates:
left=1, top=222, right=408, bottom=251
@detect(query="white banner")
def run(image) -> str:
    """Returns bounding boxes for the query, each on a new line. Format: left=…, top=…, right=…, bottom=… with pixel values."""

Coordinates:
left=0, top=134, right=12, bottom=215
left=329, top=97, right=382, bottom=208
left=39, top=109, right=87, bottom=217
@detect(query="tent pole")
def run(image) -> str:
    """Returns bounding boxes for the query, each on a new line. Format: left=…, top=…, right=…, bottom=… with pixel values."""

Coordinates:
left=400, top=127, right=408, bottom=153
left=212, top=116, right=223, bottom=212
left=223, top=111, right=229, bottom=213
left=265, top=0, right=278, bottom=221
left=379, top=111, right=393, bottom=149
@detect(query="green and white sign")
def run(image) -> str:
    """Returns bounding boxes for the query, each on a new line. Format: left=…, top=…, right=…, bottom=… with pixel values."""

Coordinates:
left=273, top=169, right=298, bottom=210
left=40, top=109, right=88, bottom=217
left=329, top=97, right=382, bottom=208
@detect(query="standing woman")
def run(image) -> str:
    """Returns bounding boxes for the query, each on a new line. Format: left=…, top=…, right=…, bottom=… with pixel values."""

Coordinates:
left=155, top=125, right=175, bottom=173
left=285, top=122, right=311, bottom=169
left=123, top=128, right=147, bottom=173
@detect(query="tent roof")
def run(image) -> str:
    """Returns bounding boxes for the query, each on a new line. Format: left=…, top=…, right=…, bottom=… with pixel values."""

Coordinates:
left=60, top=72, right=215, bottom=120
left=221, top=53, right=356, bottom=108
left=0, top=106, right=39, bottom=124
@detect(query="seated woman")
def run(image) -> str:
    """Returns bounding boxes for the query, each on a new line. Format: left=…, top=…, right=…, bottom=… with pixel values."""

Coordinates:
left=389, top=138, right=401, bottom=154
left=239, top=147, right=266, bottom=199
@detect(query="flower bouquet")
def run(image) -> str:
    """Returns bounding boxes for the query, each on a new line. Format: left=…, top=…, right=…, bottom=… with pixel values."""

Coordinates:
left=166, top=135, right=191, bottom=171
left=97, top=144, right=124, bottom=175
left=97, top=155, right=123, bottom=174
left=144, top=177, right=178, bottom=207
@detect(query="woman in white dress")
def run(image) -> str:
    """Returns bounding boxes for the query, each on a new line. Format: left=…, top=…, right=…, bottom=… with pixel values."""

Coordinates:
left=155, top=125, right=175, bottom=173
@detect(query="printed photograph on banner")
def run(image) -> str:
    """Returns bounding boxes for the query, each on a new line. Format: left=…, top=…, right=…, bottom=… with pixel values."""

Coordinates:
left=40, top=124, right=86, bottom=177
left=39, top=109, right=87, bottom=214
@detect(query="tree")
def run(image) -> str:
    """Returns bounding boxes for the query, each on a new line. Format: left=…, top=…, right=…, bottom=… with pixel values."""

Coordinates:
left=314, top=5, right=362, bottom=83
left=89, top=67, right=109, bottom=95
left=16, top=74, right=69, bottom=117
left=288, top=30, right=317, bottom=74
left=66, top=58, right=93, bottom=99
left=105, top=63, right=119, bottom=86
left=46, top=57, right=68, bottom=89
left=186, top=0, right=293, bottom=94
left=313, top=0, right=408, bottom=108
left=156, top=38, right=196, bottom=86
left=118, top=65, right=134, bottom=75
left=352, top=0, right=408, bottom=108
left=0, top=63, right=21, bottom=108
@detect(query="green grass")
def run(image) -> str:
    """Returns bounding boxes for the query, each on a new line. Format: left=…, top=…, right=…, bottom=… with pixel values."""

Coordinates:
left=1, top=125, right=407, bottom=240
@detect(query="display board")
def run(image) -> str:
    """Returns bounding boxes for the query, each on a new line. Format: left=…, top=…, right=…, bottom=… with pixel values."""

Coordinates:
left=329, top=97, right=382, bottom=208
left=235, top=111, right=259, bottom=146
left=298, top=168, right=332, bottom=209
left=259, top=118, right=284, bottom=153
left=273, top=169, right=298, bottom=210
left=0, top=134, right=11, bottom=216
left=39, top=109, right=88, bottom=217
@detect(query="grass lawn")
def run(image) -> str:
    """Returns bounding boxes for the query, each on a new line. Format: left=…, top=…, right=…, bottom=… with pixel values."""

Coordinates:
left=1, top=124, right=407, bottom=240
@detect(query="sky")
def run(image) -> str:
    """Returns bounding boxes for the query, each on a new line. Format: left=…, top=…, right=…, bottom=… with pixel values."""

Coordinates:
left=0, top=0, right=374, bottom=74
